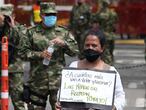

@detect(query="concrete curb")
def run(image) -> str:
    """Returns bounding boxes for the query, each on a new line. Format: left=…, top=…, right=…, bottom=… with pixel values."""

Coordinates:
left=115, top=39, right=144, bottom=45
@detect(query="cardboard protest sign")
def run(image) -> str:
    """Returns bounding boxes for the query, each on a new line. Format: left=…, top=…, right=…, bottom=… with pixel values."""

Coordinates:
left=59, top=68, right=116, bottom=110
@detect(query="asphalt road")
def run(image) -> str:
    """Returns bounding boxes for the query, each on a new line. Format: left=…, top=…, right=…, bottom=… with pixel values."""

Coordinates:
left=114, top=44, right=146, bottom=110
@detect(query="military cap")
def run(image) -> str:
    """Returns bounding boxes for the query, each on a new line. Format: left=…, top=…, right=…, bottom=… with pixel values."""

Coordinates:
left=0, top=4, right=14, bottom=16
left=40, top=2, right=57, bottom=14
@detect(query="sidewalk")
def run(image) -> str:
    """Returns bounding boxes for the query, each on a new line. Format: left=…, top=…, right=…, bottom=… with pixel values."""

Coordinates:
left=115, top=39, right=145, bottom=45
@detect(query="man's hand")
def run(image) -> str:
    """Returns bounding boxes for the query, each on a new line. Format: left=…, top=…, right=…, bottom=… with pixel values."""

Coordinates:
left=0, top=14, right=15, bottom=27
left=55, top=102, right=61, bottom=110
left=50, top=37, right=65, bottom=47
left=41, top=50, right=52, bottom=60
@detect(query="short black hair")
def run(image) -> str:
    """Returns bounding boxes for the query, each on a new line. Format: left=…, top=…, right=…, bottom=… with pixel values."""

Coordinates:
left=84, top=29, right=106, bottom=48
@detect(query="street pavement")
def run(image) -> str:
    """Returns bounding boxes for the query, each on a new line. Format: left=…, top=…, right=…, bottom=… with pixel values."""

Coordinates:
left=114, top=41, right=146, bottom=110
left=8, top=39, right=146, bottom=110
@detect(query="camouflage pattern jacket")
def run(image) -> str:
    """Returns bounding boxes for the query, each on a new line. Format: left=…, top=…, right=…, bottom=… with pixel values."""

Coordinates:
left=18, top=24, right=78, bottom=90
left=0, top=23, right=26, bottom=73
left=95, top=9, right=117, bottom=40
left=69, top=3, right=91, bottom=32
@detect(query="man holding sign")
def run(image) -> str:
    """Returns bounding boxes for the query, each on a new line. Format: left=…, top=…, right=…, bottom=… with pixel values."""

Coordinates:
left=56, top=29, right=125, bottom=110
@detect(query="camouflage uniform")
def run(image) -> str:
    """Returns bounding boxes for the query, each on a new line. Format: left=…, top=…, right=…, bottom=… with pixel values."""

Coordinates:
left=19, top=2, right=77, bottom=110
left=9, top=24, right=27, bottom=110
left=92, top=0, right=117, bottom=65
left=0, top=4, right=26, bottom=110
left=69, top=1, right=91, bottom=59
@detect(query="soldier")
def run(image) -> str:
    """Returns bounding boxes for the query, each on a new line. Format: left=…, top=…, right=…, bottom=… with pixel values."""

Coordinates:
left=92, top=0, right=117, bottom=65
left=0, top=4, right=27, bottom=110
left=69, top=0, right=91, bottom=59
left=19, top=2, right=78, bottom=110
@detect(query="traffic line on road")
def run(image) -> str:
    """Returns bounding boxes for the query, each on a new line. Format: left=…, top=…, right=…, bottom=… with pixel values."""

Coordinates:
left=115, top=59, right=145, bottom=64
left=135, top=98, right=146, bottom=107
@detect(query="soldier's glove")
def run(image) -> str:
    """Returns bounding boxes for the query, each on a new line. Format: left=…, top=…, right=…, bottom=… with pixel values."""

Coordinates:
left=21, top=85, right=31, bottom=103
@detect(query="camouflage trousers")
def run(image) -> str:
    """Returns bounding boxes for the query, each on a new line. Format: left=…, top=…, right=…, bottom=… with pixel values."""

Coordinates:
left=27, top=67, right=61, bottom=110
left=27, top=89, right=58, bottom=110
left=102, top=40, right=115, bottom=65
left=26, top=103, right=46, bottom=110
left=9, top=72, right=25, bottom=110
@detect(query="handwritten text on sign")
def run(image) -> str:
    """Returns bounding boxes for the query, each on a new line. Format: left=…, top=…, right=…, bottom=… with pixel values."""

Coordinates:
left=60, top=69, right=116, bottom=106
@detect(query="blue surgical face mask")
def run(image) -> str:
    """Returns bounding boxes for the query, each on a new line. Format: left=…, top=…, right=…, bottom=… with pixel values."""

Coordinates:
left=43, top=15, right=57, bottom=27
